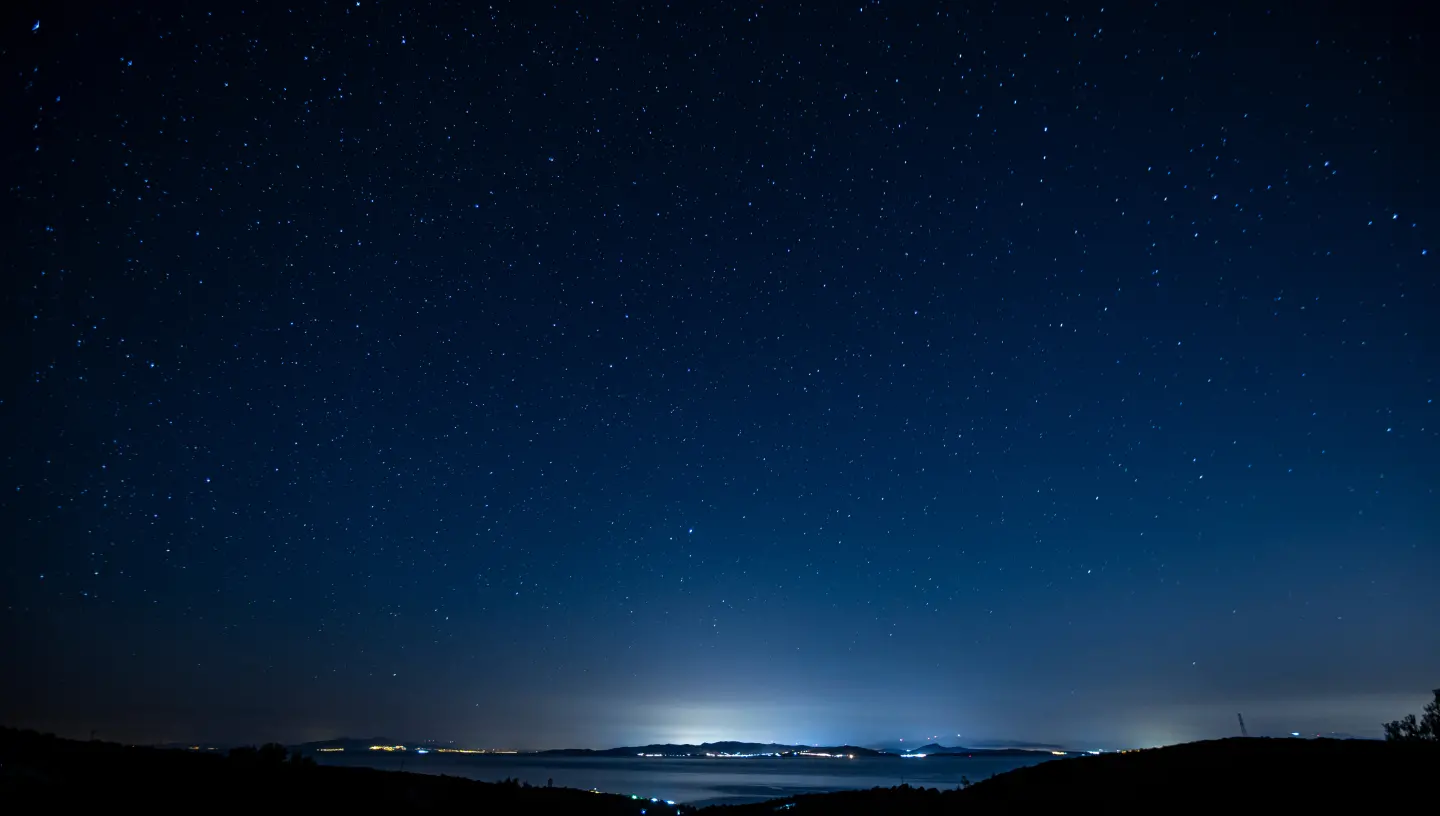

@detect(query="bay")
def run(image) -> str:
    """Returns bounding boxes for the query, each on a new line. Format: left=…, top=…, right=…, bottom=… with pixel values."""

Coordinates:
left=313, top=752, right=1059, bottom=806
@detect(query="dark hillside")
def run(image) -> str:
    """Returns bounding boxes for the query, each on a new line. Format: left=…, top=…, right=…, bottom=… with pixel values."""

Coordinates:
left=703, top=737, right=1440, bottom=813
left=0, top=728, right=693, bottom=814
left=958, top=737, right=1436, bottom=804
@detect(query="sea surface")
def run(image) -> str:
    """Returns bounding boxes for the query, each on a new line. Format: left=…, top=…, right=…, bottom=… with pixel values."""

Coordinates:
left=312, top=752, right=1060, bottom=806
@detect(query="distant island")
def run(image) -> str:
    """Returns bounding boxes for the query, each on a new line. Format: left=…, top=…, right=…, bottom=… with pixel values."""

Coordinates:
left=293, top=737, right=1056, bottom=759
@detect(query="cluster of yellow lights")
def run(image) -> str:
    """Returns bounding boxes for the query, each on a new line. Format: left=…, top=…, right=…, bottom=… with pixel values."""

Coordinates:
left=315, top=747, right=345, bottom=753
left=357, top=744, right=518, bottom=754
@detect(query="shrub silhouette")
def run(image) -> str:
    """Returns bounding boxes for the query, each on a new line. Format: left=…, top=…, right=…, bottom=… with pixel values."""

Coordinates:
left=228, top=742, right=310, bottom=767
left=288, top=748, right=316, bottom=767
left=258, top=743, right=288, bottom=764
left=1383, top=688, right=1440, bottom=742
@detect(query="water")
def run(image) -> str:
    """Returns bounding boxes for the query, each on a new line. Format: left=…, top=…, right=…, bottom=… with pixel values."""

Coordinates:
left=313, top=752, right=1059, bottom=806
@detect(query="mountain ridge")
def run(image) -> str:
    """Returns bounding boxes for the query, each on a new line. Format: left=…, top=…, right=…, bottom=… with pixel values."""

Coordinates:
left=293, top=737, right=1057, bottom=758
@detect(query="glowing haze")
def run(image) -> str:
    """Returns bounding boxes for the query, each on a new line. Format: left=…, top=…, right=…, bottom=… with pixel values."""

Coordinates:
left=3, top=2, right=1436, bottom=750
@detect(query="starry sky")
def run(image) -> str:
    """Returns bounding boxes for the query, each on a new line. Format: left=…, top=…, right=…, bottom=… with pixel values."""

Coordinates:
left=2, top=1, right=1437, bottom=751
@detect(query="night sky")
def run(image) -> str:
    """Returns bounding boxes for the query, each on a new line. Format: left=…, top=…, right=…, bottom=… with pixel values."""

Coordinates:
left=3, top=2, right=1437, bottom=752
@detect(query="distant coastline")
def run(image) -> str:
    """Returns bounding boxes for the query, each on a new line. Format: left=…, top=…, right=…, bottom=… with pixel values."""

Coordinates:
left=291, top=737, right=1061, bottom=760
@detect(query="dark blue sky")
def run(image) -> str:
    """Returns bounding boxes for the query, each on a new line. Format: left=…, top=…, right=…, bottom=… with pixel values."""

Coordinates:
left=2, top=1, right=1436, bottom=750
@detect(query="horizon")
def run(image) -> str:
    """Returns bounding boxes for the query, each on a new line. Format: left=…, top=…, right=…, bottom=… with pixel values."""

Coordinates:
left=22, top=726, right=1379, bottom=754
left=13, top=690, right=1421, bottom=751
left=23, top=684, right=1428, bottom=750
left=3, top=1, right=1435, bottom=755
left=29, top=708, right=1394, bottom=755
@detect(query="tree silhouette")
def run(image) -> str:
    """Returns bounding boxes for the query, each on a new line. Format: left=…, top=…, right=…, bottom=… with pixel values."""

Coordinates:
left=289, top=748, right=316, bottom=767
left=1382, top=688, right=1440, bottom=742
left=257, top=743, right=289, bottom=764
left=228, top=743, right=293, bottom=765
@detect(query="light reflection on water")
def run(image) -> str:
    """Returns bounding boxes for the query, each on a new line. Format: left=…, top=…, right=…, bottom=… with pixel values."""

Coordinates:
left=314, top=753, right=1058, bottom=805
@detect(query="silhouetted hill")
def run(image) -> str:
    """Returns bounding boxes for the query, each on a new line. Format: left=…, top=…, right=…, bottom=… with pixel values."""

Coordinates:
left=0, top=728, right=694, bottom=814
left=701, top=737, right=1440, bottom=812
left=296, top=737, right=385, bottom=749
left=955, top=737, right=1437, bottom=803
left=906, top=743, right=1050, bottom=757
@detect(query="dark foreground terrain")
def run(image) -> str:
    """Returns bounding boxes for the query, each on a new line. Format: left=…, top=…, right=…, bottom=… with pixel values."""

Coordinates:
left=0, top=728, right=693, bottom=813
left=4, top=727, right=1436, bottom=813
left=708, top=736, right=1440, bottom=813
